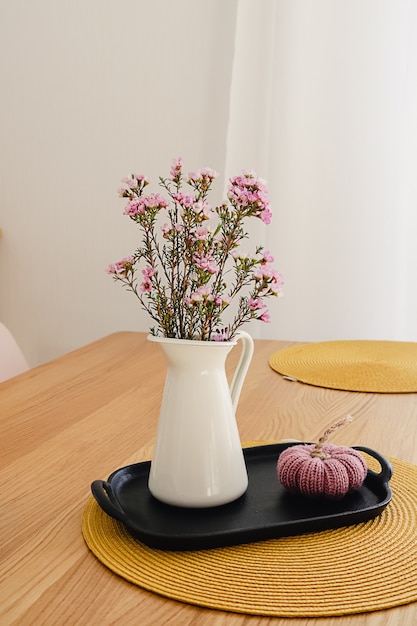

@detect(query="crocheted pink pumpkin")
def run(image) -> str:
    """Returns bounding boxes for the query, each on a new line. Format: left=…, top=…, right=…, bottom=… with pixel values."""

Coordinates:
left=277, top=416, right=367, bottom=499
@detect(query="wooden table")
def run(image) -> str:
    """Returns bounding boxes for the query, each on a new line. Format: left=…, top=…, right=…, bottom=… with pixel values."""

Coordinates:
left=1, top=331, right=416, bottom=625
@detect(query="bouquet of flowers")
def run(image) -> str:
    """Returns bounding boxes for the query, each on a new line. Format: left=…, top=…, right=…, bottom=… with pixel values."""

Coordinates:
left=107, top=157, right=283, bottom=341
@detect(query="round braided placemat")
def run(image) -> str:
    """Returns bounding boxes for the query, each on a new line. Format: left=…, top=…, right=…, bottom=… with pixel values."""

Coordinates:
left=82, top=455, right=417, bottom=617
left=269, top=340, right=417, bottom=393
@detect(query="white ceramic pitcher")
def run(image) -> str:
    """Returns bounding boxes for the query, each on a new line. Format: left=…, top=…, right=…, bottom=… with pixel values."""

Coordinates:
left=147, top=331, right=254, bottom=507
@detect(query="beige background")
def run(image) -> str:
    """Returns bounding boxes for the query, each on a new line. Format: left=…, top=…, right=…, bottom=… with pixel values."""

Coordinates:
left=1, top=0, right=417, bottom=367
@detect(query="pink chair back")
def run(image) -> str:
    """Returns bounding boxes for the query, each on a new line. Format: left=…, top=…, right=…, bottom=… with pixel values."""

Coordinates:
left=0, top=323, right=29, bottom=382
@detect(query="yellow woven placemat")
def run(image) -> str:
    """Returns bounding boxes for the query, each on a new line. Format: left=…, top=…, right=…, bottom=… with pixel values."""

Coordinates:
left=269, top=340, right=417, bottom=392
left=82, top=455, right=417, bottom=617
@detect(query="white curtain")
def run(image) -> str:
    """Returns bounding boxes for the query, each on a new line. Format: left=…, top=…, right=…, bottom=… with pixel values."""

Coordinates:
left=225, top=0, right=417, bottom=342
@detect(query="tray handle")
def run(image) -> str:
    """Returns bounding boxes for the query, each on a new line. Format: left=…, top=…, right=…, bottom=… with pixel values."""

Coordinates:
left=353, top=445, right=393, bottom=483
left=91, top=480, right=128, bottom=523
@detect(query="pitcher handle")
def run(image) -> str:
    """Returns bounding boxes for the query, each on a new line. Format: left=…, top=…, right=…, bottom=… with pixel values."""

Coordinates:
left=229, top=330, right=254, bottom=411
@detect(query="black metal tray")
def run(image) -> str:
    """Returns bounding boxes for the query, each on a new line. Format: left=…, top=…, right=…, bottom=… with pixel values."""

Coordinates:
left=91, top=443, right=392, bottom=551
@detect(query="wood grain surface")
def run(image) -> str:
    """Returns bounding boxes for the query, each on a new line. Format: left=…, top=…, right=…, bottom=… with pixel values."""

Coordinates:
left=1, top=332, right=416, bottom=625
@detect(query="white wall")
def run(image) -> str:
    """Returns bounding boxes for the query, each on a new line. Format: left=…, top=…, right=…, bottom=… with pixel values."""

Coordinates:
left=1, top=1, right=416, bottom=367
left=265, top=0, right=417, bottom=343
left=0, top=0, right=237, bottom=366
left=226, top=0, right=417, bottom=343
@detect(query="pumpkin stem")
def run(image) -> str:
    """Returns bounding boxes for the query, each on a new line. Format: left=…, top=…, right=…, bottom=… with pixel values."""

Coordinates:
left=310, top=415, right=353, bottom=460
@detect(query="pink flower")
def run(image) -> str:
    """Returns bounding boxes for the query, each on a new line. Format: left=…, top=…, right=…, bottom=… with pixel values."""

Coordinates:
left=121, top=176, right=139, bottom=190
left=262, top=250, right=274, bottom=263
left=142, top=193, right=169, bottom=210
left=253, top=265, right=272, bottom=280
left=248, top=297, right=266, bottom=311
left=140, top=279, right=152, bottom=293
left=197, top=285, right=213, bottom=299
left=270, top=272, right=284, bottom=295
left=106, top=257, right=134, bottom=277
left=212, top=328, right=230, bottom=341
left=253, top=265, right=284, bottom=295
left=142, top=266, right=155, bottom=279
left=232, top=249, right=253, bottom=261
left=193, top=200, right=214, bottom=220
left=161, top=223, right=171, bottom=236
left=193, top=252, right=218, bottom=274
left=260, top=207, right=272, bottom=224
left=111, top=158, right=281, bottom=340
left=260, top=310, right=271, bottom=323
left=134, top=174, right=149, bottom=184
left=188, top=168, right=218, bottom=183
left=212, top=332, right=228, bottom=342
left=139, top=266, right=155, bottom=293
left=170, top=157, right=183, bottom=181
left=194, top=226, right=209, bottom=241
left=200, top=167, right=218, bottom=180
left=161, top=222, right=183, bottom=236
left=189, top=285, right=215, bottom=303
left=254, top=263, right=282, bottom=281
left=173, top=192, right=195, bottom=208
left=124, top=199, right=145, bottom=216
left=124, top=193, right=169, bottom=216
left=227, top=171, right=272, bottom=223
